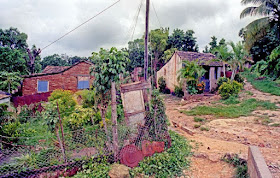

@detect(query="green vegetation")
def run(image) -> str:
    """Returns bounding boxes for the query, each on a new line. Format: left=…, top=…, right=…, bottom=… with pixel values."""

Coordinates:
left=158, top=76, right=166, bottom=93
left=222, top=154, right=248, bottom=178
left=194, top=117, right=205, bottom=122
left=180, top=98, right=277, bottom=118
left=194, top=124, right=201, bottom=128
left=221, top=96, right=240, bottom=105
left=242, top=71, right=280, bottom=96
left=130, top=131, right=192, bottom=178
left=219, top=80, right=243, bottom=99
left=200, top=127, right=210, bottom=131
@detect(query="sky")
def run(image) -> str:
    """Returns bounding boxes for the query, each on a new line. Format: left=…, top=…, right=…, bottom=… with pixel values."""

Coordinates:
left=0, top=0, right=256, bottom=58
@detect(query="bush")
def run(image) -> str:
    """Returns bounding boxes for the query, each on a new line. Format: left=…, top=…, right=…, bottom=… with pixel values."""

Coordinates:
left=158, top=77, right=166, bottom=93
left=217, top=77, right=229, bottom=89
left=234, top=73, right=245, bottom=85
left=219, top=81, right=243, bottom=99
left=174, top=85, right=184, bottom=97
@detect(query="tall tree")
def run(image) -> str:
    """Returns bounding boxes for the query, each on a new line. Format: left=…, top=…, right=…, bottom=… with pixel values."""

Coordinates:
left=91, top=47, right=129, bottom=159
left=213, top=45, right=232, bottom=77
left=240, top=0, right=280, bottom=51
left=203, top=45, right=210, bottom=53
left=228, top=41, right=248, bottom=80
left=125, top=38, right=145, bottom=72
left=209, top=36, right=218, bottom=53
left=168, top=29, right=198, bottom=52
left=150, top=28, right=169, bottom=84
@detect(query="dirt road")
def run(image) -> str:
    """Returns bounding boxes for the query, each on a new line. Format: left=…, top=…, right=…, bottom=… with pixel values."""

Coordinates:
left=165, top=82, right=280, bottom=178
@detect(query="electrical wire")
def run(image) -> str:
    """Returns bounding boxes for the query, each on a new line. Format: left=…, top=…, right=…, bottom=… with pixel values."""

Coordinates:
left=41, top=0, right=121, bottom=51
left=151, top=0, right=162, bottom=28
left=130, top=0, right=144, bottom=41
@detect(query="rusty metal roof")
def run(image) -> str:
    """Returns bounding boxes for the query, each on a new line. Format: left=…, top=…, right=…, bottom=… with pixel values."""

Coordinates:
left=42, top=66, right=70, bottom=74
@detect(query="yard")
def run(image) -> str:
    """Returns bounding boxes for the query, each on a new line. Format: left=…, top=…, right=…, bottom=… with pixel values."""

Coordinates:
left=164, top=81, right=280, bottom=177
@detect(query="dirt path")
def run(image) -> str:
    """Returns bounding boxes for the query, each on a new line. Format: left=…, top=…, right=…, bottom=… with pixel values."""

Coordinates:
left=165, top=82, right=280, bottom=178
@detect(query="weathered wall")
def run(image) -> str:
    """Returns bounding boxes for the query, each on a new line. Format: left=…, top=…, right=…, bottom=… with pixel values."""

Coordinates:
left=157, top=53, right=182, bottom=92
left=247, top=146, right=272, bottom=178
left=22, top=62, right=94, bottom=96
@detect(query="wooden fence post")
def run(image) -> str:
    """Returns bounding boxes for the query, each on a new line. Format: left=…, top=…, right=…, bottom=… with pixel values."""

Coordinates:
left=56, top=102, right=67, bottom=163
left=111, top=81, right=119, bottom=161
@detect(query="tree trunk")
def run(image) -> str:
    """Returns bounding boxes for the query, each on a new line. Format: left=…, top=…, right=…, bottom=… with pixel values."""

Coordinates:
left=223, top=62, right=226, bottom=78
left=231, top=69, right=236, bottom=81
left=55, top=126, right=67, bottom=163
left=182, top=79, right=189, bottom=99
left=111, top=81, right=119, bottom=161
left=101, top=99, right=111, bottom=151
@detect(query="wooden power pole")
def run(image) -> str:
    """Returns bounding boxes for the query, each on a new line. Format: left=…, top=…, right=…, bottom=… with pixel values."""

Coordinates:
left=144, top=0, right=150, bottom=81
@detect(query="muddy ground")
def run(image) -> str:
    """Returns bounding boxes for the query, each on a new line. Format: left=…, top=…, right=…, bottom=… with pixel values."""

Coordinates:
left=164, top=81, right=280, bottom=178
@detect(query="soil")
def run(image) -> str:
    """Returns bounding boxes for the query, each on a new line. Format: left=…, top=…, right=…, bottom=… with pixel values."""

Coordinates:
left=164, top=81, right=280, bottom=178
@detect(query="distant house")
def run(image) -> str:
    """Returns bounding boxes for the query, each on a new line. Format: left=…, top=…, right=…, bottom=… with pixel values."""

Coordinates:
left=157, top=51, right=223, bottom=92
left=0, top=91, right=10, bottom=104
left=21, top=61, right=94, bottom=96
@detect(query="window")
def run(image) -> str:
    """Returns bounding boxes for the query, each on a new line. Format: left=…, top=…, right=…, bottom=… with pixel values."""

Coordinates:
left=38, top=81, right=49, bottom=92
left=78, top=80, right=89, bottom=89
left=77, top=76, right=90, bottom=89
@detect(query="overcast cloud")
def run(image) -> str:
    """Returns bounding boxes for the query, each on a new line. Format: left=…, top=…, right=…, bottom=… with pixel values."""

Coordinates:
left=0, top=0, right=255, bottom=58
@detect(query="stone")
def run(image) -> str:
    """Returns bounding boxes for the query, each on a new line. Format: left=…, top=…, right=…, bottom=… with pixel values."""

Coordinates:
left=181, top=126, right=195, bottom=135
left=109, top=164, right=130, bottom=178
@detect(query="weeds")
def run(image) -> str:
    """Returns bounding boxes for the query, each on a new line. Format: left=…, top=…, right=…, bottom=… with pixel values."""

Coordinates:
left=222, top=154, right=248, bottom=178
left=180, top=99, right=277, bottom=118
left=193, top=117, right=205, bottom=122
left=200, top=127, right=209, bottom=131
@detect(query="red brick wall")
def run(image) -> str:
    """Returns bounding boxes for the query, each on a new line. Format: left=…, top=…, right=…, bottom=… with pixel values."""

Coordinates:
left=22, top=62, right=94, bottom=96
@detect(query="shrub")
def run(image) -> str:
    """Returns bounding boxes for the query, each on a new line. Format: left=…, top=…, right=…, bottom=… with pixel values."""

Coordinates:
left=194, top=117, right=205, bottom=122
left=234, top=73, right=245, bottom=85
left=217, top=77, right=229, bottom=89
left=158, top=77, right=166, bottom=93
left=219, top=81, right=243, bottom=99
left=174, top=85, right=184, bottom=98
left=222, top=154, right=248, bottom=178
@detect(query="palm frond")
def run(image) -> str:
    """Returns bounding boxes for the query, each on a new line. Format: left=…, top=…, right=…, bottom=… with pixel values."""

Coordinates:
left=241, top=0, right=269, bottom=5
left=240, top=5, right=272, bottom=18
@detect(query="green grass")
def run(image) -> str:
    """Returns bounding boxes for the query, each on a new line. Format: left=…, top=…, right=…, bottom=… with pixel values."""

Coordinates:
left=242, top=71, right=280, bottom=96
left=194, top=124, right=201, bottom=128
left=200, top=127, right=209, bottom=131
left=193, top=117, right=205, bottom=122
left=270, top=123, right=280, bottom=127
left=221, top=96, right=240, bottom=105
left=180, top=98, right=277, bottom=118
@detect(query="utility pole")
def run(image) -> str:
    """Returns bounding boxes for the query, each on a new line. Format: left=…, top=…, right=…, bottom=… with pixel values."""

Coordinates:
left=144, top=0, right=150, bottom=81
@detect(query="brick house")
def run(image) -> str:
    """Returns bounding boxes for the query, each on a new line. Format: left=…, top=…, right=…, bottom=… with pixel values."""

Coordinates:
left=157, top=51, right=223, bottom=92
left=22, top=61, right=94, bottom=96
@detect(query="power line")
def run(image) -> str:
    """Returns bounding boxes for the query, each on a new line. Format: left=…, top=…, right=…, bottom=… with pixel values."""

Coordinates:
left=41, top=0, right=121, bottom=51
left=130, top=0, right=144, bottom=41
left=151, top=1, right=161, bottom=28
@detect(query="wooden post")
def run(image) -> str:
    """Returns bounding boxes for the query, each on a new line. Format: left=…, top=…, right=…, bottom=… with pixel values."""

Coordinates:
left=56, top=102, right=67, bottom=163
left=144, top=0, right=150, bottom=81
left=111, top=81, right=119, bottom=161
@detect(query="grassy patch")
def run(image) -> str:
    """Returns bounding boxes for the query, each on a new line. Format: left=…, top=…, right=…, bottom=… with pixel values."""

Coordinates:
left=180, top=99, right=277, bottom=118
left=193, top=117, right=205, bottom=122
left=245, top=91, right=253, bottom=96
left=200, top=127, right=209, bottom=131
left=242, top=71, right=280, bottom=96
left=270, top=123, right=280, bottom=127
left=194, top=124, right=201, bottom=128
left=222, top=96, right=240, bottom=105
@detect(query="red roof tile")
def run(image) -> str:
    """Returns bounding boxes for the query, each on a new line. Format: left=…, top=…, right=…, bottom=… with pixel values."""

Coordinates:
left=42, top=66, right=70, bottom=74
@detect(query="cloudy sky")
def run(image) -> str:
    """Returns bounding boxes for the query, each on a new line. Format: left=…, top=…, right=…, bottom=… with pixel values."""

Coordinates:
left=0, top=0, right=255, bottom=58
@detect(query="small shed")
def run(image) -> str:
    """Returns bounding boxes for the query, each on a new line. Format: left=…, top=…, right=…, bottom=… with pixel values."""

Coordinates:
left=157, top=51, right=223, bottom=92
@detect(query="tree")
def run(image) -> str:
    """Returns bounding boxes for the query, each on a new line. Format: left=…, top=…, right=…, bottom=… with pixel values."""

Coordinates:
left=125, top=38, right=145, bottom=72
left=218, top=38, right=226, bottom=47
left=177, top=60, right=206, bottom=98
left=162, top=47, right=177, bottom=63
left=228, top=41, right=248, bottom=80
left=203, top=46, right=209, bottom=53
left=0, top=72, right=22, bottom=94
left=0, top=47, right=28, bottom=74
left=240, top=0, right=280, bottom=51
left=91, top=47, right=129, bottom=159
left=167, top=29, right=198, bottom=52
left=213, top=45, right=232, bottom=77
left=41, top=54, right=69, bottom=70
left=209, top=36, right=218, bottom=53
left=0, top=27, right=28, bottom=50
left=150, top=28, right=169, bottom=84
